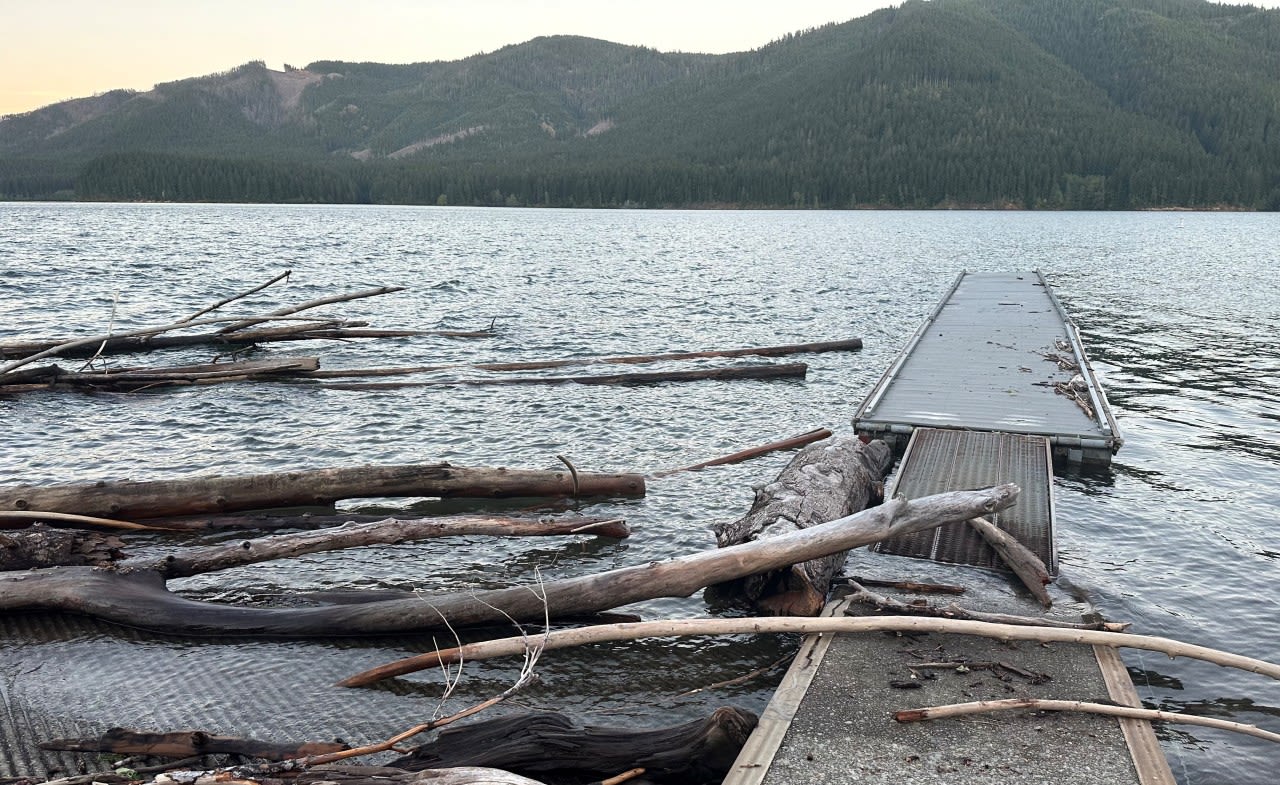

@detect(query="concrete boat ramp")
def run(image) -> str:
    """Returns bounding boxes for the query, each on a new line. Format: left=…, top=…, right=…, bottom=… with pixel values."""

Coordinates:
left=723, top=272, right=1173, bottom=784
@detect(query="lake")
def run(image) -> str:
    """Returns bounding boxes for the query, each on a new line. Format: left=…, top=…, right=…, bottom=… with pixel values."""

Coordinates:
left=1, top=203, right=1277, bottom=784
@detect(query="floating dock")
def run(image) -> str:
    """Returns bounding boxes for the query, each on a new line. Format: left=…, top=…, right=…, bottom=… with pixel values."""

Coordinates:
left=853, top=271, right=1122, bottom=463
left=724, top=272, right=1171, bottom=784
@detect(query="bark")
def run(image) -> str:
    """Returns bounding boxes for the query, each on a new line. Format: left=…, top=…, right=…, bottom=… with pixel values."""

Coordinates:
left=0, top=463, right=646, bottom=520
left=0, top=485, right=1018, bottom=637
left=41, top=728, right=346, bottom=760
left=712, top=434, right=893, bottom=616
left=339, top=614, right=1280, bottom=689
left=967, top=515, right=1053, bottom=606
left=388, top=707, right=757, bottom=785
left=0, top=524, right=123, bottom=570
left=303, top=338, right=864, bottom=379
left=311, top=363, right=807, bottom=391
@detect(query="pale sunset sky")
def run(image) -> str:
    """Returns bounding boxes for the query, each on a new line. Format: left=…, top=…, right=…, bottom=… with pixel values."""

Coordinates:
left=2, top=0, right=1276, bottom=117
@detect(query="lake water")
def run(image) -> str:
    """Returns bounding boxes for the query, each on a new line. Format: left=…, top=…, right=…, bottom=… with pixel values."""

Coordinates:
left=1, top=203, right=1277, bottom=784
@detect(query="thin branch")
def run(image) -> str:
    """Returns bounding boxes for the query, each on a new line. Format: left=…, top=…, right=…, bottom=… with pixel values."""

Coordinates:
left=840, top=579, right=1125, bottom=631
left=0, top=510, right=174, bottom=531
left=215, top=285, right=404, bottom=334
left=179, top=270, right=291, bottom=323
left=675, top=653, right=794, bottom=698
left=651, top=428, right=833, bottom=477
left=894, top=698, right=1280, bottom=744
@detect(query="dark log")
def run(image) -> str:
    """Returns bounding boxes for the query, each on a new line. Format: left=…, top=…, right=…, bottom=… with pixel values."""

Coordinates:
left=651, top=428, right=833, bottom=477
left=11, top=357, right=321, bottom=392
left=712, top=434, right=893, bottom=616
left=388, top=707, right=756, bottom=785
left=311, top=363, right=807, bottom=390
left=0, top=524, right=123, bottom=570
left=303, top=338, right=864, bottom=379
left=0, top=485, right=1016, bottom=637
left=0, top=464, right=646, bottom=520
left=152, top=516, right=629, bottom=579
left=41, top=727, right=346, bottom=760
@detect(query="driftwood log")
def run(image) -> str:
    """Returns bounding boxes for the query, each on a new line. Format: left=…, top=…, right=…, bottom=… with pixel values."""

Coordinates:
left=388, top=707, right=756, bottom=784
left=967, top=515, right=1053, bottom=606
left=0, top=357, right=322, bottom=394
left=0, top=485, right=1017, bottom=637
left=713, top=434, right=893, bottom=615
left=311, top=363, right=807, bottom=391
left=0, top=463, right=646, bottom=520
left=41, top=728, right=347, bottom=761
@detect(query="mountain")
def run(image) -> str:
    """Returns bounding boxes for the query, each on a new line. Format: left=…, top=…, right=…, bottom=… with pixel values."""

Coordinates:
left=2, top=0, right=1278, bottom=209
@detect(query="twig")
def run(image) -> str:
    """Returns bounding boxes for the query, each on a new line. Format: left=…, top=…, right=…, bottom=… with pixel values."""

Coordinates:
left=215, top=285, right=404, bottom=334
left=594, top=769, right=647, bottom=785
left=77, top=290, right=120, bottom=372
left=38, top=756, right=205, bottom=785
left=651, top=428, right=833, bottom=477
left=179, top=271, right=291, bottom=324
left=894, top=698, right=1280, bottom=744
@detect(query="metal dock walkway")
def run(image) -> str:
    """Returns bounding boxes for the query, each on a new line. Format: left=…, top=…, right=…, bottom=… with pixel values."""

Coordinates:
left=724, top=272, right=1170, bottom=784
left=853, top=271, right=1122, bottom=463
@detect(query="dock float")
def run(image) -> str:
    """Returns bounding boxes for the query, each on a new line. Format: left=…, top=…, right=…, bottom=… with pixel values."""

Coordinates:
left=724, top=272, right=1171, bottom=784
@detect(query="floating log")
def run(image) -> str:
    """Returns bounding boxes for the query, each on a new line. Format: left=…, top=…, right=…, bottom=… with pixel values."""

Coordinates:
left=967, top=515, right=1053, bottom=606
left=712, top=434, right=893, bottom=615
left=0, top=463, right=646, bottom=520
left=41, top=728, right=347, bottom=761
left=0, top=485, right=1017, bottom=637
left=311, top=363, right=807, bottom=390
left=388, top=707, right=757, bottom=785
left=652, top=427, right=834, bottom=477
left=2, top=356, right=321, bottom=393
left=303, top=338, right=864, bottom=379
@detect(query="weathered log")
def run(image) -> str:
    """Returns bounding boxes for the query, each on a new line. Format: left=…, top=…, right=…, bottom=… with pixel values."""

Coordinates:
left=312, top=363, right=807, bottom=390
left=10, top=357, right=321, bottom=392
left=0, top=486, right=1018, bottom=637
left=340, top=614, right=1280, bottom=689
left=651, top=428, right=833, bottom=477
left=0, top=524, right=123, bottom=570
left=712, top=434, right=893, bottom=616
left=967, top=515, right=1053, bottom=606
left=152, top=516, right=629, bottom=579
left=388, top=707, right=756, bottom=785
left=303, top=338, right=864, bottom=379
left=0, top=463, right=646, bottom=520
left=41, top=728, right=346, bottom=760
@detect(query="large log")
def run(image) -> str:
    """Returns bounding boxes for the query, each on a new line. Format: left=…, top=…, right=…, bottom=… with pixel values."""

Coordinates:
left=3, top=357, right=321, bottom=393
left=712, top=434, right=893, bottom=615
left=0, top=485, right=1016, bottom=637
left=388, top=707, right=756, bottom=785
left=0, top=463, right=646, bottom=519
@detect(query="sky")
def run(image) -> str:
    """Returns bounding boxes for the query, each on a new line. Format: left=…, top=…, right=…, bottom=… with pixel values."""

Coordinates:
left=3, top=0, right=1278, bottom=117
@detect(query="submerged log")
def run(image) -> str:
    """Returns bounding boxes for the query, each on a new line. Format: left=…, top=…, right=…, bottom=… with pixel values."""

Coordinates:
left=312, top=363, right=807, bottom=390
left=0, top=485, right=1016, bottom=637
left=0, top=463, right=646, bottom=520
left=0, top=524, right=123, bottom=570
left=388, top=707, right=756, bottom=785
left=712, top=434, right=893, bottom=616
left=41, top=727, right=347, bottom=761
left=652, top=427, right=834, bottom=477
left=967, top=515, right=1053, bottom=606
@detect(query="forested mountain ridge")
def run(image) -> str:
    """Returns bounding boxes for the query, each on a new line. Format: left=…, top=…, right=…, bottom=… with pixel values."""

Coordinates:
left=2, top=0, right=1277, bottom=209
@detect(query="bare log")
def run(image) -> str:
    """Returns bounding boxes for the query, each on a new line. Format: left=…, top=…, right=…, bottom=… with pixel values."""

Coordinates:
left=13, top=357, right=321, bottom=392
left=0, top=485, right=1018, bottom=637
left=340, top=613, right=1280, bottom=688
left=312, top=363, right=807, bottom=390
left=893, top=698, right=1280, bottom=744
left=215, top=285, right=405, bottom=333
left=0, top=524, right=123, bottom=570
left=41, top=728, right=346, bottom=760
left=0, top=463, right=646, bottom=520
left=152, top=516, right=629, bottom=579
left=712, top=434, right=893, bottom=615
left=388, top=707, right=756, bottom=785
left=651, top=428, right=834, bottom=477
left=303, top=338, right=865, bottom=379
left=967, top=515, right=1052, bottom=606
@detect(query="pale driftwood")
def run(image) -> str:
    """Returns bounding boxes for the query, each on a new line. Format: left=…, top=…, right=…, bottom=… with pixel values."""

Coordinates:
left=0, top=463, right=646, bottom=520
left=151, top=516, right=629, bottom=579
left=311, top=363, right=807, bottom=390
left=712, top=434, right=893, bottom=615
left=215, top=285, right=405, bottom=333
left=339, top=613, right=1280, bottom=688
left=894, top=698, right=1280, bottom=744
left=179, top=270, right=292, bottom=323
left=302, top=338, right=865, bottom=379
left=41, top=727, right=345, bottom=760
left=0, top=485, right=1017, bottom=637
left=389, top=707, right=755, bottom=783
left=651, top=428, right=833, bottom=477
left=0, top=510, right=167, bottom=531
left=840, top=579, right=1127, bottom=631
left=967, top=515, right=1052, bottom=606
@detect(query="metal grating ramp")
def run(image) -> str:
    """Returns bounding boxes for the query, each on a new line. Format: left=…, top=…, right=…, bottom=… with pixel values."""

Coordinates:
left=873, top=428, right=1057, bottom=574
